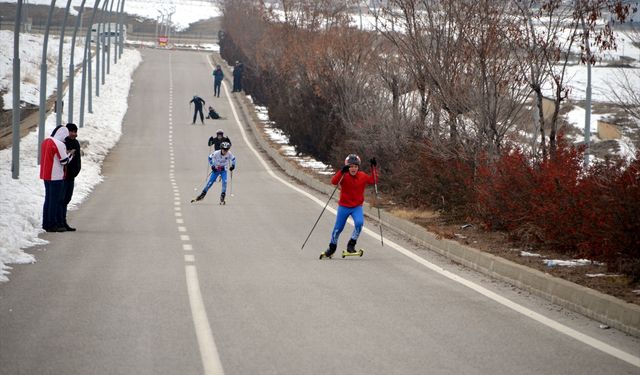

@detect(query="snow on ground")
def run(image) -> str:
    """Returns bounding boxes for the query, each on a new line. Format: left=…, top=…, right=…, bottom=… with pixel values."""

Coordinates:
left=0, top=0, right=221, bottom=31
left=0, top=30, right=85, bottom=110
left=543, top=259, right=605, bottom=267
left=252, top=102, right=334, bottom=175
left=0, top=48, right=142, bottom=282
left=564, top=104, right=638, bottom=160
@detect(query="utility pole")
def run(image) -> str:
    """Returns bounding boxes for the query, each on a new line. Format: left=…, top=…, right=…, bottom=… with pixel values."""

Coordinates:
left=12, top=0, right=23, bottom=179
left=55, top=0, right=74, bottom=127
left=80, top=0, right=103, bottom=128
left=37, top=0, right=57, bottom=165
left=68, top=0, right=88, bottom=124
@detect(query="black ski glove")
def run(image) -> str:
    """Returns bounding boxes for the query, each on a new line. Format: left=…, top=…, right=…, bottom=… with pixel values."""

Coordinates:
left=230, top=165, right=235, bottom=171
left=341, top=165, right=350, bottom=174
left=211, top=166, right=216, bottom=171
left=369, top=157, right=377, bottom=167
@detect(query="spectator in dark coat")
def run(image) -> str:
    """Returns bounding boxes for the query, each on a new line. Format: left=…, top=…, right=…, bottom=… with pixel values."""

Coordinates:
left=62, top=123, right=81, bottom=231
left=232, top=61, right=244, bottom=92
left=213, top=65, right=224, bottom=97
left=208, top=129, right=232, bottom=151
left=190, top=95, right=206, bottom=124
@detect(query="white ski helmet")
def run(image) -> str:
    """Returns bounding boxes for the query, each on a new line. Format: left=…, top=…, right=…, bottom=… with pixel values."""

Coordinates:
left=344, top=154, right=361, bottom=166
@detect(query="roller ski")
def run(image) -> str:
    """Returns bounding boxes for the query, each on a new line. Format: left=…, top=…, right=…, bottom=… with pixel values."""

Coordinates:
left=191, top=191, right=206, bottom=203
left=342, top=249, right=364, bottom=258
left=319, top=244, right=336, bottom=260
left=341, top=239, right=363, bottom=258
left=219, top=192, right=226, bottom=205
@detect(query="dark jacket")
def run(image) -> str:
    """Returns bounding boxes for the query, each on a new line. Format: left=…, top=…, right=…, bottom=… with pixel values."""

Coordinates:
left=190, top=96, right=205, bottom=109
left=233, top=63, right=243, bottom=78
left=213, top=68, right=224, bottom=84
left=210, top=136, right=232, bottom=151
left=64, top=137, right=81, bottom=179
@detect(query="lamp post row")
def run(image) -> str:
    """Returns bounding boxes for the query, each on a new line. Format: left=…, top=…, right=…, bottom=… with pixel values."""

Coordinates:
left=12, top=0, right=127, bottom=179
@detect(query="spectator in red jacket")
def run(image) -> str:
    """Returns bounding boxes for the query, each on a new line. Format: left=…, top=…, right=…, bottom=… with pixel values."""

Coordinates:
left=40, top=126, right=75, bottom=232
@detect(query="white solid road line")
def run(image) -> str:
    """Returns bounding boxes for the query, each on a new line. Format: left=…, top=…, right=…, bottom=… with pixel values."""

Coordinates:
left=186, top=265, right=225, bottom=375
left=212, top=55, right=640, bottom=368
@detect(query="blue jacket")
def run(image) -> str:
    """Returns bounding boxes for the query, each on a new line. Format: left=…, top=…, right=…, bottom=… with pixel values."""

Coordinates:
left=213, top=68, right=224, bottom=83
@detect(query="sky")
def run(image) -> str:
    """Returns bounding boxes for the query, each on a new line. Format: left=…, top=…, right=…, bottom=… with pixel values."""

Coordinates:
left=1, top=0, right=221, bottom=31
left=1, top=2, right=638, bottom=281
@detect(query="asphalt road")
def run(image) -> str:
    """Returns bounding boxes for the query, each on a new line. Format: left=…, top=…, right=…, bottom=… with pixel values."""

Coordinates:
left=1, top=49, right=638, bottom=375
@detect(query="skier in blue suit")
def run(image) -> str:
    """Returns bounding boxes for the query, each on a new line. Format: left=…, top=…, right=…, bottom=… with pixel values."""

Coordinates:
left=193, top=142, right=236, bottom=204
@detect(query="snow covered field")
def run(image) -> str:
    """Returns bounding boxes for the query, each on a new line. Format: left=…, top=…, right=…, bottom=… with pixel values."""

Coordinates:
left=0, top=30, right=85, bottom=110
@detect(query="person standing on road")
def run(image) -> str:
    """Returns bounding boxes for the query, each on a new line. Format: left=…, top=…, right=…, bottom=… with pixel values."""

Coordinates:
left=232, top=61, right=244, bottom=92
left=192, top=142, right=236, bottom=204
left=207, top=129, right=232, bottom=151
left=40, top=126, right=75, bottom=232
left=213, top=65, right=224, bottom=98
left=62, top=123, right=81, bottom=232
left=190, top=95, right=206, bottom=124
left=320, top=154, right=378, bottom=259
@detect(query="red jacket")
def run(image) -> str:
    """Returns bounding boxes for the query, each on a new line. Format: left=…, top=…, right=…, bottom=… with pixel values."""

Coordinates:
left=331, top=167, right=378, bottom=207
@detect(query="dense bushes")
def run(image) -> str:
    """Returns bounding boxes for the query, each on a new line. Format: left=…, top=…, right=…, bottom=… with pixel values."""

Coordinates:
left=476, top=143, right=640, bottom=275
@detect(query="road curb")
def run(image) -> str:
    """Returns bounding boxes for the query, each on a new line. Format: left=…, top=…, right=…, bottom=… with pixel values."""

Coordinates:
left=216, top=56, right=640, bottom=338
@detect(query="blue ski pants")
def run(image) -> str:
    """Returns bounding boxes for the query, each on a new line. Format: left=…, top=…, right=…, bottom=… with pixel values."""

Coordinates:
left=330, top=205, right=364, bottom=245
left=203, top=169, right=228, bottom=194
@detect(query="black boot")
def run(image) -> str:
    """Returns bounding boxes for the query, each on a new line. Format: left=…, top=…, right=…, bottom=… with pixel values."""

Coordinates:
left=195, top=191, right=207, bottom=201
left=326, top=243, right=337, bottom=256
left=347, top=239, right=357, bottom=253
left=320, top=243, right=337, bottom=259
left=64, top=223, right=76, bottom=232
left=220, top=191, right=226, bottom=203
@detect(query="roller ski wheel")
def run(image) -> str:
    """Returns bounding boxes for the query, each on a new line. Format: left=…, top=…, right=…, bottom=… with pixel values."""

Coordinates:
left=341, top=249, right=364, bottom=258
left=319, top=252, right=332, bottom=260
left=219, top=200, right=226, bottom=205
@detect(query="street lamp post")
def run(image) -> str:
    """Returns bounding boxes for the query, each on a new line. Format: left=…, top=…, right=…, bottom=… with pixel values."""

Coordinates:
left=113, top=0, right=120, bottom=64
left=96, top=0, right=109, bottom=95
left=80, top=0, right=102, bottom=128
left=106, top=0, right=115, bottom=75
left=37, top=0, right=57, bottom=165
left=118, top=0, right=126, bottom=58
left=11, top=0, right=23, bottom=179
left=67, top=0, right=88, bottom=124
left=55, top=0, right=74, bottom=127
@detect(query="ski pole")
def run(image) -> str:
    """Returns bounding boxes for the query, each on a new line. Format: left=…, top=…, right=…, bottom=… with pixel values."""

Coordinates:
left=371, top=161, right=384, bottom=246
left=230, top=169, right=234, bottom=197
left=206, top=150, right=212, bottom=180
left=373, top=180, right=384, bottom=247
left=301, top=174, right=344, bottom=250
left=196, top=170, right=213, bottom=193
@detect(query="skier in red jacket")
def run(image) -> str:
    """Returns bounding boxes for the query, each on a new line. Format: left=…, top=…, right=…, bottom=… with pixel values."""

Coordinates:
left=320, top=154, right=378, bottom=259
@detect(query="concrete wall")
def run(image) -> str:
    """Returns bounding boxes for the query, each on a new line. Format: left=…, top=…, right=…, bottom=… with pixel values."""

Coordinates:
left=598, top=120, right=622, bottom=140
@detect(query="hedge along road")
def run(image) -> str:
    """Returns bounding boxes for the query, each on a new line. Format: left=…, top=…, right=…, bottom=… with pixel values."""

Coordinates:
left=0, top=48, right=638, bottom=375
